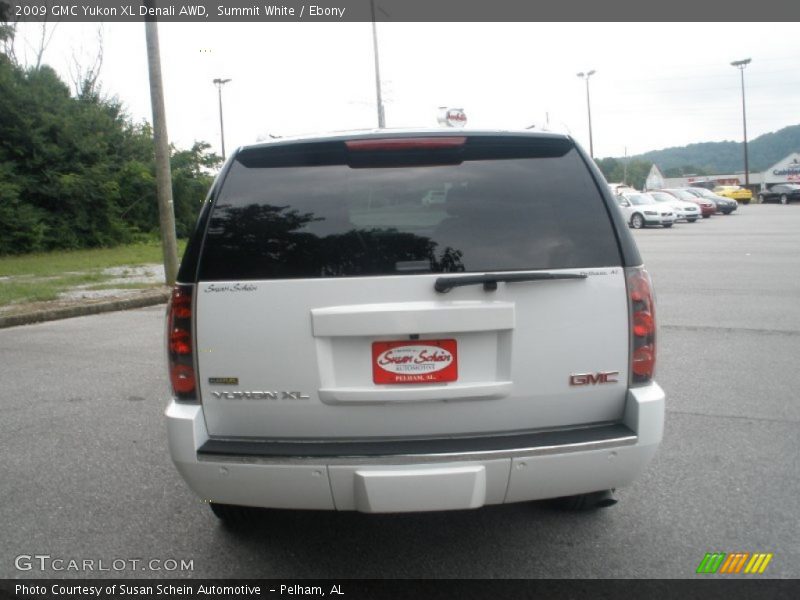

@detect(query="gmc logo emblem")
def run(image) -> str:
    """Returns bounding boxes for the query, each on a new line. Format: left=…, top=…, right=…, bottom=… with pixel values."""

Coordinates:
left=569, top=371, right=620, bottom=386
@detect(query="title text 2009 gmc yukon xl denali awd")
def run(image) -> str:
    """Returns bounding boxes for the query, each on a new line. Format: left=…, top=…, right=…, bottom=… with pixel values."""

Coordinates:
left=165, top=130, right=664, bottom=523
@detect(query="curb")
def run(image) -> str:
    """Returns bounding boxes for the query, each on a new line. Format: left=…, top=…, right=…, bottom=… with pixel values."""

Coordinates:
left=0, top=289, right=170, bottom=329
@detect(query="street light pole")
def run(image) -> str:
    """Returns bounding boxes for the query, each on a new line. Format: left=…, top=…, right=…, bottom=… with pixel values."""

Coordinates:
left=730, top=58, right=751, bottom=188
left=213, top=78, right=231, bottom=160
left=577, top=70, right=596, bottom=158
left=370, top=0, right=385, bottom=128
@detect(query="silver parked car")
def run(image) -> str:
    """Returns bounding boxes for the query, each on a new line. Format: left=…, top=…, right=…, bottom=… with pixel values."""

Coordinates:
left=648, top=190, right=701, bottom=222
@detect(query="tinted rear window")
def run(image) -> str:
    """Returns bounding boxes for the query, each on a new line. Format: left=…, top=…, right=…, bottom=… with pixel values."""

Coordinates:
left=198, top=136, right=621, bottom=280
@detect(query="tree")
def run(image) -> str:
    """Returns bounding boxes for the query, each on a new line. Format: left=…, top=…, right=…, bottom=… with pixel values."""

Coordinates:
left=69, top=26, right=104, bottom=100
left=170, top=141, right=221, bottom=236
left=0, top=33, right=222, bottom=255
left=595, top=157, right=623, bottom=182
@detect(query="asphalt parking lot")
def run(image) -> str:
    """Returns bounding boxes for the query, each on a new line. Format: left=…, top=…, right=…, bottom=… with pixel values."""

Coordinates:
left=1, top=204, right=798, bottom=579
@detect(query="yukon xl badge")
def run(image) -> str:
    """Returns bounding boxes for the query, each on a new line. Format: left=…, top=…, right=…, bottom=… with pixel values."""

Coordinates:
left=569, top=371, right=619, bottom=386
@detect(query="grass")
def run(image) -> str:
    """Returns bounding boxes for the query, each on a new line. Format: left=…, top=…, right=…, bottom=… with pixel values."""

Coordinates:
left=0, top=240, right=186, bottom=307
left=0, top=273, right=112, bottom=306
left=0, top=239, right=187, bottom=278
left=82, top=282, right=161, bottom=291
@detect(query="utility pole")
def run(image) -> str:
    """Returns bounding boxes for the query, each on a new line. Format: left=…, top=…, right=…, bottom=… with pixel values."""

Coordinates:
left=370, top=0, right=385, bottom=128
left=623, top=146, right=628, bottom=185
left=577, top=70, right=596, bottom=158
left=145, top=17, right=179, bottom=286
left=213, top=78, right=231, bottom=160
left=731, top=58, right=751, bottom=188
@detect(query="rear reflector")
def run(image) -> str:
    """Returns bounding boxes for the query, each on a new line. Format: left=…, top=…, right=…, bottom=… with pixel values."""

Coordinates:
left=167, top=284, right=197, bottom=401
left=345, top=137, right=466, bottom=151
left=626, top=267, right=656, bottom=385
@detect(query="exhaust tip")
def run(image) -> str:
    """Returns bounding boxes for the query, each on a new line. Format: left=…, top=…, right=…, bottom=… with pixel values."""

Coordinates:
left=547, top=489, right=618, bottom=511
left=591, top=490, right=618, bottom=508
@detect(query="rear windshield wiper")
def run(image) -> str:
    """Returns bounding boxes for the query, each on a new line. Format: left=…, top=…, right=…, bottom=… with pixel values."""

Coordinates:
left=434, top=272, right=587, bottom=293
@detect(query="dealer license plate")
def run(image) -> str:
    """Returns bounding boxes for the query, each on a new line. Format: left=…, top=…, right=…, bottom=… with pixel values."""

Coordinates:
left=372, top=339, right=458, bottom=384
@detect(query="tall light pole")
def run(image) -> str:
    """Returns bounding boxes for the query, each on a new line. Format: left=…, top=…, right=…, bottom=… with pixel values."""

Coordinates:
left=576, top=70, right=596, bottom=158
left=370, top=0, right=385, bottom=128
left=213, top=77, right=231, bottom=160
left=731, top=58, right=751, bottom=188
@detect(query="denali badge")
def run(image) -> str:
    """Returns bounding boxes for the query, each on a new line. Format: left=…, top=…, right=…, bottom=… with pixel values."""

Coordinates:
left=569, top=371, right=620, bottom=386
left=209, top=377, right=239, bottom=385
left=211, top=391, right=310, bottom=400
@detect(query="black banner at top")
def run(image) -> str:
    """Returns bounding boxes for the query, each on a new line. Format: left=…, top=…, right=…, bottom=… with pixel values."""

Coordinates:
left=3, top=0, right=800, bottom=22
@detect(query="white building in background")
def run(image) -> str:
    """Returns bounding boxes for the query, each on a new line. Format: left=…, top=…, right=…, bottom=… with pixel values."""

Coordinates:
left=644, top=165, right=665, bottom=190
left=762, top=153, right=800, bottom=186
left=663, top=171, right=763, bottom=189
left=660, top=152, right=800, bottom=191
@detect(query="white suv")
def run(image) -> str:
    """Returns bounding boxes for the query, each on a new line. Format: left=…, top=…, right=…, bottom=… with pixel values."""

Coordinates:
left=165, top=130, right=664, bottom=522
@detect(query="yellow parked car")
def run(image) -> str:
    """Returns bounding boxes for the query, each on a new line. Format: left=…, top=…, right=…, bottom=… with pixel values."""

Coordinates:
left=713, top=185, right=753, bottom=204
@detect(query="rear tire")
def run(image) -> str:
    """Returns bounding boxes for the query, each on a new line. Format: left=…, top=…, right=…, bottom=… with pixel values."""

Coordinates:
left=662, top=223, right=673, bottom=228
left=743, top=199, right=750, bottom=205
left=631, top=214, right=644, bottom=229
left=688, top=218, right=698, bottom=223
left=210, top=503, right=258, bottom=527
left=702, top=214, right=711, bottom=219
left=781, top=194, right=788, bottom=205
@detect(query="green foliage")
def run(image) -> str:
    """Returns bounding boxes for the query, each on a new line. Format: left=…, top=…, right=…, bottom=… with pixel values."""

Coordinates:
left=171, top=141, right=219, bottom=237
left=0, top=43, right=221, bottom=255
left=0, top=2, right=12, bottom=45
left=594, top=157, right=653, bottom=190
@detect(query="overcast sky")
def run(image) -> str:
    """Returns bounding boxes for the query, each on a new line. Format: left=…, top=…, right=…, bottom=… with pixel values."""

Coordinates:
left=11, top=21, right=800, bottom=159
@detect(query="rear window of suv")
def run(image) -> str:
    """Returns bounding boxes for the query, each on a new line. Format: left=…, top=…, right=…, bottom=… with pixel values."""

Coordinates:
left=197, top=135, right=621, bottom=280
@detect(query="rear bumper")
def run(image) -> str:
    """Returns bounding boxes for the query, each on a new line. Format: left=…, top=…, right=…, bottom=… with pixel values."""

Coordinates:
left=165, top=384, right=665, bottom=513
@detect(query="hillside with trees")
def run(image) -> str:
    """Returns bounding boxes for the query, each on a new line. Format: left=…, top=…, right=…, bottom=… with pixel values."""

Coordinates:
left=594, top=125, right=800, bottom=187
left=0, top=14, right=219, bottom=256
left=630, top=124, right=800, bottom=176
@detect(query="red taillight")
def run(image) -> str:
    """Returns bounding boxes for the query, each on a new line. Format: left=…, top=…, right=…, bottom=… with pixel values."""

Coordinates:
left=633, top=312, right=654, bottom=337
left=171, top=287, right=192, bottom=318
left=170, top=364, right=196, bottom=394
left=167, top=284, right=197, bottom=400
left=632, top=346, right=655, bottom=377
left=626, top=267, right=656, bottom=384
left=345, top=137, right=466, bottom=151
left=169, top=329, right=191, bottom=355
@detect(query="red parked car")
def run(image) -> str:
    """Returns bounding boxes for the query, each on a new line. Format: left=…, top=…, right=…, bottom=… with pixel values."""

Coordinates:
left=655, top=189, right=715, bottom=218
